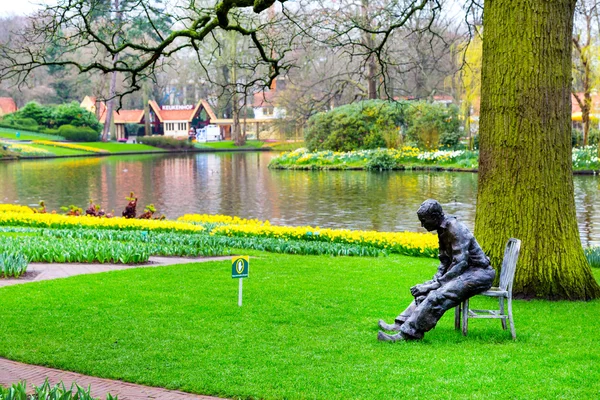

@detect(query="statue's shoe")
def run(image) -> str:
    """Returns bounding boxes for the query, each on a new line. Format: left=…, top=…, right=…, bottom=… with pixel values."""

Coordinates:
left=378, top=319, right=402, bottom=332
left=377, top=331, right=406, bottom=342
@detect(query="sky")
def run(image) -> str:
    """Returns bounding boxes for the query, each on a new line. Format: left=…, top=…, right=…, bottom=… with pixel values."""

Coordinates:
left=0, top=0, right=52, bottom=16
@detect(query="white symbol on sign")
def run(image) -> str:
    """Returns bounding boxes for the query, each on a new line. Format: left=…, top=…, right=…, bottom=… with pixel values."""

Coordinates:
left=236, top=259, right=245, bottom=274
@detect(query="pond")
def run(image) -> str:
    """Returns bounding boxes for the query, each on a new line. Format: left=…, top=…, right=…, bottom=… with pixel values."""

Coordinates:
left=1, top=152, right=599, bottom=246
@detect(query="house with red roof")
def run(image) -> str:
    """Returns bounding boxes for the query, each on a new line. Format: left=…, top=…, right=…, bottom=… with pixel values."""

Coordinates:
left=0, top=98, right=18, bottom=116
left=81, top=96, right=217, bottom=140
left=148, top=100, right=216, bottom=137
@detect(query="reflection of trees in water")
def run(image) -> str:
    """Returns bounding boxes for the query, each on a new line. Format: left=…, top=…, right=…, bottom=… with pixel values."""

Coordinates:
left=3, top=155, right=599, bottom=244
left=269, top=169, right=479, bottom=232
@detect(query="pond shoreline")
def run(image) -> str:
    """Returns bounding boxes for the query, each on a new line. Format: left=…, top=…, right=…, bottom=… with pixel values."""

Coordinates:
left=269, top=164, right=600, bottom=175
left=0, top=146, right=272, bottom=162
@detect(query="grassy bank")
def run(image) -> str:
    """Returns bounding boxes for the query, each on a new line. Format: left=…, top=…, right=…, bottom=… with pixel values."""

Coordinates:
left=195, top=140, right=266, bottom=150
left=0, top=252, right=597, bottom=399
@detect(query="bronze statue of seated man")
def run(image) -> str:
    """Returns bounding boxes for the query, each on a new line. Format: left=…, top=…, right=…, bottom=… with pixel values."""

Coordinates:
left=378, top=199, right=496, bottom=342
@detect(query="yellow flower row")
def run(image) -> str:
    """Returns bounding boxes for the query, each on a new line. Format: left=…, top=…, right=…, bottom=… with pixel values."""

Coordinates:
left=0, top=204, right=35, bottom=214
left=32, top=140, right=109, bottom=154
left=0, top=204, right=436, bottom=257
left=178, top=214, right=269, bottom=226
left=211, top=223, right=438, bottom=257
left=0, top=211, right=204, bottom=233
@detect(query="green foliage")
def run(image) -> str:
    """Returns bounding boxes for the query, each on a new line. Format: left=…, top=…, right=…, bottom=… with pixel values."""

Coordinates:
left=305, top=100, right=461, bottom=152
left=0, top=379, right=117, bottom=400
left=138, top=136, right=195, bottom=149
left=573, top=128, right=600, bottom=147
left=4, top=102, right=101, bottom=133
left=439, top=130, right=464, bottom=149
left=304, top=100, right=408, bottom=152
left=365, top=151, right=398, bottom=171
left=0, top=252, right=28, bottom=278
left=57, top=125, right=100, bottom=142
left=405, top=102, right=461, bottom=150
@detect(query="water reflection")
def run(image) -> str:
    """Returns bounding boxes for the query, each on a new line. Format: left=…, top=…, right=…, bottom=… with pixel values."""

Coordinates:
left=0, top=152, right=599, bottom=246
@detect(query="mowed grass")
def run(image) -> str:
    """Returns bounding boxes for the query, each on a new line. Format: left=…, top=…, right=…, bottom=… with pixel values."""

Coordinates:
left=79, top=142, right=161, bottom=153
left=0, top=129, right=62, bottom=141
left=0, top=252, right=598, bottom=399
left=195, top=140, right=265, bottom=150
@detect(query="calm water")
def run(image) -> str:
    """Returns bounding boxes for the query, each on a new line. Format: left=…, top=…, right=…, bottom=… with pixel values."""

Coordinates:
left=1, top=152, right=599, bottom=246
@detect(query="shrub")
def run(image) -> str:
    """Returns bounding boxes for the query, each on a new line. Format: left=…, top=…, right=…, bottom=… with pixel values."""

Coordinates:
left=439, top=130, right=464, bottom=149
left=4, top=101, right=101, bottom=133
left=304, top=100, right=408, bottom=152
left=405, top=102, right=461, bottom=150
left=58, top=124, right=100, bottom=142
left=0, top=252, right=28, bottom=277
left=365, top=151, right=398, bottom=170
left=138, top=135, right=195, bottom=149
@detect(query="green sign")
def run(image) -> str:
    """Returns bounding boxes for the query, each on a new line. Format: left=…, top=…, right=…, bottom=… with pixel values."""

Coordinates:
left=232, top=256, right=249, bottom=278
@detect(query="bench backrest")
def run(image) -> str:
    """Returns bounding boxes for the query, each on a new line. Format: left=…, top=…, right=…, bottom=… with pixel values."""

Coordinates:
left=499, top=238, right=521, bottom=292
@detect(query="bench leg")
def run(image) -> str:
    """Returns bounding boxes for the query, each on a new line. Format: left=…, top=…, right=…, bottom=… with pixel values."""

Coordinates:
left=454, top=304, right=461, bottom=330
left=499, top=297, right=507, bottom=330
left=508, top=296, right=516, bottom=340
left=462, top=299, right=469, bottom=336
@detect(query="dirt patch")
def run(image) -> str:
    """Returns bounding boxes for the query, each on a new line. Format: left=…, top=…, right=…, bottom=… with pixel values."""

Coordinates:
left=0, top=270, right=42, bottom=281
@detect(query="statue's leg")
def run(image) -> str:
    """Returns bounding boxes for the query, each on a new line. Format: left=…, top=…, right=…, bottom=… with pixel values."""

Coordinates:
left=395, top=300, right=417, bottom=323
left=399, top=268, right=495, bottom=339
left=379, top=300, right=417, bottom=331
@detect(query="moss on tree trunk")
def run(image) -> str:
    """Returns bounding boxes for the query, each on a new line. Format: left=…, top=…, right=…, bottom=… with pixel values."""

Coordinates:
left=476, top=0, right=600, bottom=299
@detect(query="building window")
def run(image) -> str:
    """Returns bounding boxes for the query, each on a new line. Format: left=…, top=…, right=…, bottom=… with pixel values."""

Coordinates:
left=178, top=122, right=187, bottom=131
left=166, top=122, right=174, bottom=131
left=263, top=107, right=274, bottom=116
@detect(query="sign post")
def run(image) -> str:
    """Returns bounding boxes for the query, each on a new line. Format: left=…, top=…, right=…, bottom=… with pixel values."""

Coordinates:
left=231, top=256, right=249, bottom=306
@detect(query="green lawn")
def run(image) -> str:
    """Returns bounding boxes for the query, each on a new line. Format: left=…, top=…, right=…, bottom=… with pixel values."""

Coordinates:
left=267, top=141, right=305, bottom=151
left=0, top=252, right=598, bottom=399
left=195, top=140, right=265, bottom=150
left=0, top=128, right=63, bottom=142
left=79, top=142, right=161, bottom=153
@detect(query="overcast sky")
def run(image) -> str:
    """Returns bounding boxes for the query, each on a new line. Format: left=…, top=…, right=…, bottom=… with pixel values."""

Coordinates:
left=0, top=0, right=52, bottom=16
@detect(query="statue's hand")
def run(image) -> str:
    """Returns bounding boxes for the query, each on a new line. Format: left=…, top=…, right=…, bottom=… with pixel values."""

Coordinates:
left=410, top=284, right=425, bottom=297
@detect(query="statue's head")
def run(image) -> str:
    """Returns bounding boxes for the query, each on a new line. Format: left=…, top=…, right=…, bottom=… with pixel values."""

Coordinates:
left=417, top=199, right=444, bottom=232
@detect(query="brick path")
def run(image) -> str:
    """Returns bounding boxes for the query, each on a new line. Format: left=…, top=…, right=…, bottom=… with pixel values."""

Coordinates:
left=0, top=358, right=223, bottom=399
left=0, top=256, right=232, bottom=399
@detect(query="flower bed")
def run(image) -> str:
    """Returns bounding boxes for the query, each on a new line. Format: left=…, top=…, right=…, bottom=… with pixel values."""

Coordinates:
left=270, top=147, right=600, bottom=171
left=210, top=223, right=438, bottom=257
left=32, top=140, right=110, bottom=154
left=0, top=211, right=204, bottom=233
left=268, top=147, right=478, bottom=170
left=1, top=142, right=53, bottom=157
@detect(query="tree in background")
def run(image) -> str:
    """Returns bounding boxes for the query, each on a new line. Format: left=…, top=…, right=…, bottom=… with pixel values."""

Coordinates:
left=476, top=0, right=600, bottom=299
left=455, top=25, right=482, bottom=151
left=572, top=0, right=600, bottom=147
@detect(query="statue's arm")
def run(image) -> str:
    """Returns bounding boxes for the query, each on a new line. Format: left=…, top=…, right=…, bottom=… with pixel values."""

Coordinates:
left=436, top=227, right=471, bottom=285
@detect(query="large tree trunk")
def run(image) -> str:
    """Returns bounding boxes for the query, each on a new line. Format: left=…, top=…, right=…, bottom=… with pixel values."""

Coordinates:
left=475, top=0, right=600, bottom=299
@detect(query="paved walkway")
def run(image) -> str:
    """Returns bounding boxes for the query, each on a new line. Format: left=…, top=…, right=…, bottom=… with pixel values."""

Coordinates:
left=0, top=255, right=231, bottom=287
left=0, top=256, right=232, bottom=399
